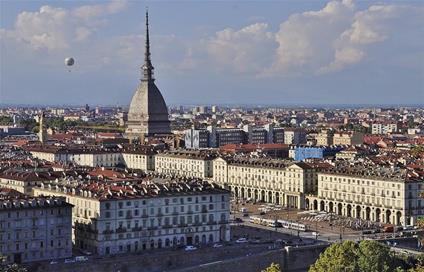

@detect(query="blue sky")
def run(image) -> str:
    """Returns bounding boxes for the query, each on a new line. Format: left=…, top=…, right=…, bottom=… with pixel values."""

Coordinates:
left=1, top=0, right=423, bottom=106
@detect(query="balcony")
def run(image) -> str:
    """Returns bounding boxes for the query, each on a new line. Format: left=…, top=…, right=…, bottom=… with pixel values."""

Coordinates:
left=201, top=209, right=208, bottom=213
left=132, top=226, right=143, bottom=232
left=219, top=220, right=228, bottom=225
left=178, top=223, right=188, bottom=228
left=116, top=227, right=127, bottom=233
left=141, top=214, right=148, bottom=218
left=86, top=228, right=98, bottom=234
left=126, top=214, right=133, bottom=219
left=102, top=229, right=114, bottom=234
left=162, top=224, right=172, bottom=229
left=207, top=221, right=217, bottom=225
left=147, top=226, right=157, bottom=231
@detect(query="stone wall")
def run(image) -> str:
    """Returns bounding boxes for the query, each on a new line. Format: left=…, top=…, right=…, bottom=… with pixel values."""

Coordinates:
left=33, top=244, right=329, bottom=272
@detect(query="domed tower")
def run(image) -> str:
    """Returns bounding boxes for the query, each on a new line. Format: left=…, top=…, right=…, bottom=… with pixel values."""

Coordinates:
left=125, top=10, right=171, bottom=141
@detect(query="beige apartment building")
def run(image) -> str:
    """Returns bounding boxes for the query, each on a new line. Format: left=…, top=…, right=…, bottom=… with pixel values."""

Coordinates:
left=26, top=146, right=123, bottom=167
left=33, top=178, right=231, bottom=255
left=0, top=170, right=56, bottom=195
left=121, top=149, right=156, bottom=171
left=213, top=157, right=323, bottom=209
left=305, top=165, right=424, bottom=226
left=333, top=132, right=364, bottom=146
left=155, top=151, right=216, bottom=179
left=315, top=130, right=333, bottom=146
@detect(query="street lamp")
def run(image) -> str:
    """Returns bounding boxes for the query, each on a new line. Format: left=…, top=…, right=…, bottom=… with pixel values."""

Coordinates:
left=315, top=221, right=318, bottom=240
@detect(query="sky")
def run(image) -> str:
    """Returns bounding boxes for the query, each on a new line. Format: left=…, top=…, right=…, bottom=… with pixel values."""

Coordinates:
left=0, top=0, right=423, bottom=107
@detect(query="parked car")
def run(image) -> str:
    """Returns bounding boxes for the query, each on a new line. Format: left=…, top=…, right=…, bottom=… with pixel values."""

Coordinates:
left=75, top=256, right=89, bottom=262
left=49, top=260, right=58, bottom=265
left=184, top=245, right=197, bottom=251
left=64, top=258, right=75, bottom=264
left=234, top=218, right=243, bottom=223
left=213, top=243, right=223, bottom=248
left=236, top=238, right=248, bottom=243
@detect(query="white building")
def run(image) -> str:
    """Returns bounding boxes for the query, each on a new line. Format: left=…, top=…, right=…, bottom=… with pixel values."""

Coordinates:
left=371, top=123, right=397, bottom=135
left=284, top=128, right=306, bottom=145
left=121, top=148, right=156, bottom=171
left=213, top=157, right=324, bottom=209
left=155, top=151, right=216, bottom=179
left=33, top=177, right=231, bottom=256
left=26, top=146, right=123, bottom=167
left=305, top=163, right=424, bottom=226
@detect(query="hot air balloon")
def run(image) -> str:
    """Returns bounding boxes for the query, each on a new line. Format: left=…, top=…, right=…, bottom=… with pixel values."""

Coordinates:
left=64, top=57, right=75, bottom=66
left=64, top=57, right=75, bottom=72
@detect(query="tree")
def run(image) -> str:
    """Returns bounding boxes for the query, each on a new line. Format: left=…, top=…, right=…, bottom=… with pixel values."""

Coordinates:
left=0, top=116, right=13, bottom=126
left=262, top=263, right=282, bottom=272
left=356, top=240, right=395, bottom=272
left=309, top=240, right=404, bottom=272
left=0, top=255, right=27, bottom=272
left=18, top=118, right=37, bottom=131
left=0, top=263, right=28, bottom=272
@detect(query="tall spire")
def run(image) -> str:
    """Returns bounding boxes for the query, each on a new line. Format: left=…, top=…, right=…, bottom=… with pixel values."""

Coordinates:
left=142, top=8, right=154, bottom=81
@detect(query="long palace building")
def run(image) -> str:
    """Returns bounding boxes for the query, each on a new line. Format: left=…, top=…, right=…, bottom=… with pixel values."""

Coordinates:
left=33, top=176, right=231, bottom=255
left=305, top=162, right=424, bottom=226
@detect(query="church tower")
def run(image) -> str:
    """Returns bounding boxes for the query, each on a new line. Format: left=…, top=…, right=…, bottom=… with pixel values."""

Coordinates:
left=38, top=112, right=47, bottom=144
left=125, top=10, right=171, bottom=141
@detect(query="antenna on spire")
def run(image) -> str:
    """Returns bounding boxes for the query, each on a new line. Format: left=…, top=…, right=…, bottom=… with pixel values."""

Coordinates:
left=142, top=7, right=154, bottom=81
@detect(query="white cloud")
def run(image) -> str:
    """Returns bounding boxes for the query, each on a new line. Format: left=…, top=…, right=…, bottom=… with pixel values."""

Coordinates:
left=73, top=0, right=127, bottom=20
left=13, top=5, right=69, bottom=50
left=320, top=4, right=424, bottom=73
left=269, top=0, right=355, bottom=75
left=1, top=0, right=422, bottom=78
left=1, top=0, right=128, bottom=51
left=204, top=23, right=276, bottom=74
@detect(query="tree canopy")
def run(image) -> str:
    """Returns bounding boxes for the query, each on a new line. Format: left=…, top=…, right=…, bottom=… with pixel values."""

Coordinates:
left=262, top=263, right=281, bottom=272
left=309, top=240, right=403, bottom=272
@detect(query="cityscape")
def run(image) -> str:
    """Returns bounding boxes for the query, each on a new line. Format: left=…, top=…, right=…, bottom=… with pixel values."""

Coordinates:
left=1, top=1, right=423, bottom=272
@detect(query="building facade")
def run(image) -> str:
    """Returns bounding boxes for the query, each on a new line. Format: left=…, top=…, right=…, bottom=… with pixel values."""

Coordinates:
left=0, top=194, right=73, bottom=264
left=333, top=132, right=364, bottom=146
left=305, top=165, right=424, bottom=226
left=371, top=123, right=398, bottom=135
left=284, top=128, right=307, bottom=145
left=213, top=157, right=321, bottom=209
left=121, top=149, right=156, bottom=171
left=184, top=128, right=210, bottom=149
left=33, top=179, right=231, bottom=256
left=316, top=130, right=333, bottom=146
left=155, top=151, right=216, bottom=179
